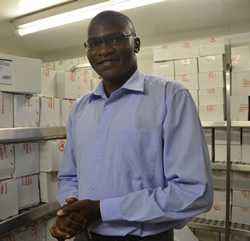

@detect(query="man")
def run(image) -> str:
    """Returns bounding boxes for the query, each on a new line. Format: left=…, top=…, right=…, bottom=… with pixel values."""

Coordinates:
left=50, top=10, right=213, bottom=241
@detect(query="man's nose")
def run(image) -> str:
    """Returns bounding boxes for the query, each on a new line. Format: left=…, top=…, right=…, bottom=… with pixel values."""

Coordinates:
left=97, top=42, right=115, bottom=56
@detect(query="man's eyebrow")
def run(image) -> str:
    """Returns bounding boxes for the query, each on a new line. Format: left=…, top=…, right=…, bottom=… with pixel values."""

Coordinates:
left=88, top=32, right=130, bottom=39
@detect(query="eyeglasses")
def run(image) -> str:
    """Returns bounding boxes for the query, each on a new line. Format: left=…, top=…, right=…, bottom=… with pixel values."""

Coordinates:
left=84, top=33, right=135, bottom=50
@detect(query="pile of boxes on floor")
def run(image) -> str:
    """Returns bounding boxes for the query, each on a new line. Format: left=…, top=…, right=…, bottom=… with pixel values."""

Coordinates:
left=0, top=53, right=98, bottom=226
left=153, top=38, right=250, bottom=121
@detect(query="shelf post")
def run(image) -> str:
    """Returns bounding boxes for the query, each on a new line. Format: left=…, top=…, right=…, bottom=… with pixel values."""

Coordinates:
left=225, top=42, right=232, bottom=241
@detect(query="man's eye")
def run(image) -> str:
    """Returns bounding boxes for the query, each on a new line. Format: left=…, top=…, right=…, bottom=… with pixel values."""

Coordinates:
left=89, top=39, right=102, bottom=48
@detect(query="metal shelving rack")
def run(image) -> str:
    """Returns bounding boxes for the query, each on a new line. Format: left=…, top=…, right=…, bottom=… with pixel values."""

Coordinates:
left=0, top=127, right=66, bottom=237
left=190, top=40, right=250, bottom=240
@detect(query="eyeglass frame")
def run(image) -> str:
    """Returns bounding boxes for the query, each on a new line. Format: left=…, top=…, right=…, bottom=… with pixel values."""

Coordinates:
left=83, top=33, right=137, bottom=51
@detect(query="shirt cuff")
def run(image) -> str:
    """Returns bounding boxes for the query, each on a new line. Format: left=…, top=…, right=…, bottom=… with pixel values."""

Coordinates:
left=100, top=197, right=123, bottom=221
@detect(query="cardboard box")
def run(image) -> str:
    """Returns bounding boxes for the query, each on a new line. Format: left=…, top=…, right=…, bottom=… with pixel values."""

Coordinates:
left=14, top=95, right=40, bottom=127
left=232, top=70, right=250, bottom=94
left=76, top=69, right=92, bottom=96
left=0, top=92, right=13, bottom=128
left=231, top=93, right=249, bottom=121
left=172, top=41, right=200, bottom=59
left=14, top=143, right=39, bottom=178
left=199, top=36, right=225, bottom=56
left=232, top=206, right=250, bottom=225
left=174, top=58, right=198, bottom=74
left=188, top=89, right=198, bottom=108
left=199, top=88, right=225, bottom=105
left=199, top=104, right=225, bottom=121
left=231, top=45, right=250, bottom=72
left=17, top=175, right=40, bottom=210
left=153, top=61, right=174, bottom=79
left=0, top=179, right=18, bottom=220
left=61, top=99, right=75, bottom=126
left=198, top=55, right=224, bottom=72
left=56, top=71, right=80, bottom=99
left=40, top=139, right=65, bottom=172
left=199, top=71, right=224, bottom=89
left=91, top=75, right=100, bottom=90
left=215, top=128, right=241, bottom=145
left=39, top=172, right=58, bottom=203
left=63, top=58, right=80, bottom=71
left=40, top=97, right=60, bottom=127
left=153, top=44, right=177, bottom=61
left=215, top=144, right=242, bottom=163
left=41, top=69, right=56, bottom=97
left=175, top=73, right=198, bottom=89
left=0, top=144, right=14, bottom=181
left=233, top=190, right=250, bottom=208
left=0, top=53, right=41, bottom=94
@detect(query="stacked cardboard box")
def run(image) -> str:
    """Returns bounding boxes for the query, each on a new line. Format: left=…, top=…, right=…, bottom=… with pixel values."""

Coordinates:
left=231, top=45, right=250, bottom=121
left=40, top=97, right=60, bottom=127
left=39, top=139, right=66, bottom=203
left=14, top=95, right=40, bottom=127
left=0, top=92, right=13, bottom=128
left=14, top=143, right=40, bottom=210
left=0, top=179, right=18, bottom=220
left=198, top=55, right=225, bottom=121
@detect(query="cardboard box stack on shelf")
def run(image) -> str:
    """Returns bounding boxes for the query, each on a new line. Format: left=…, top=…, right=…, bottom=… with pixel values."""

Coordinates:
left=231, top=44, right=250, bottom=121
left=40, top=97, right=60, bottom=127
left=153, top=37, right=226, bottom=115
left=198, top=55, right=225, bottom=121
left=0, top=54, right=42, bottom=221
left=175, top=58, right=199, bottom=108
left=39, top=139, right=66, bottom=203
left=0, top=93, right=13, bottom=128
left=14, top=143, right=40, bottom=210
left=14, top=95, right=40, bottom=127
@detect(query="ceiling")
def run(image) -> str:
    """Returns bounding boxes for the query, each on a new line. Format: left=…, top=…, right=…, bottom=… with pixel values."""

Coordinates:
left=0, top=0, right=250, bottom=58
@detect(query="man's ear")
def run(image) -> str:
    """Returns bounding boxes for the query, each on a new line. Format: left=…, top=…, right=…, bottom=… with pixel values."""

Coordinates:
left=134, top=37, right=141, bottom=53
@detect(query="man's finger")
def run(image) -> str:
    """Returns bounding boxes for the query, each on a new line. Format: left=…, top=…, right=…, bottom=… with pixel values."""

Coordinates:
left=65, top=197, right=78, bottom=205
left=50, top=225, right=69, bottom=240
left=57, top=201, right=81, bottom=216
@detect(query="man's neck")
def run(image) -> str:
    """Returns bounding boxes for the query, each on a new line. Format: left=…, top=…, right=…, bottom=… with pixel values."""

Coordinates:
left=103, top=68, right=137, bottom=97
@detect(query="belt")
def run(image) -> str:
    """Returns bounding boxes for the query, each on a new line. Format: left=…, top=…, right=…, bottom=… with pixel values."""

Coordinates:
left=89, top=229, right=173, bottom=241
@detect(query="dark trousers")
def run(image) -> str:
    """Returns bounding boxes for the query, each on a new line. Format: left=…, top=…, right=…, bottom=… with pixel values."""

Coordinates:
left=74, top=230, right=173, bottom=241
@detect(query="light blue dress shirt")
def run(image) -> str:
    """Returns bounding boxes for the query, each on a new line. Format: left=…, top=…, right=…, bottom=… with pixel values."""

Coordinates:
left=57, top=70, right=213, bottom=237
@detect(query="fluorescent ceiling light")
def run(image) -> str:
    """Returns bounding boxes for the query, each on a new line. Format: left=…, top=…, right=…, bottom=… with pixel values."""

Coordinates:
left=18, top=0, right=69, bottom=13
left=17, top=0, right=165, bottom=36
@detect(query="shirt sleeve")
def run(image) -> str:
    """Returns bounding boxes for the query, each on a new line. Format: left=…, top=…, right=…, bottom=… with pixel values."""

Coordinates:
left=100, top=89, right=213, bottom=223
left=57, top=110, right=79, bottom=206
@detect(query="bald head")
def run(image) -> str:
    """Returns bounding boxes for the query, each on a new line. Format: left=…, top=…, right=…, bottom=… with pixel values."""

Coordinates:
left=88, top=11, right=136, bottom=37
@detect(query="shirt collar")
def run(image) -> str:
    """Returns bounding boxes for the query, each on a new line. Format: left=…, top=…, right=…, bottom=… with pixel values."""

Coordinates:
left=89, top=70, right=145, bottom=102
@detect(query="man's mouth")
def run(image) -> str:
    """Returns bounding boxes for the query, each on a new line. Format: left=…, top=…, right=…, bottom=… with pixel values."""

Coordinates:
left=97, top=59, right=120, bottom=66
